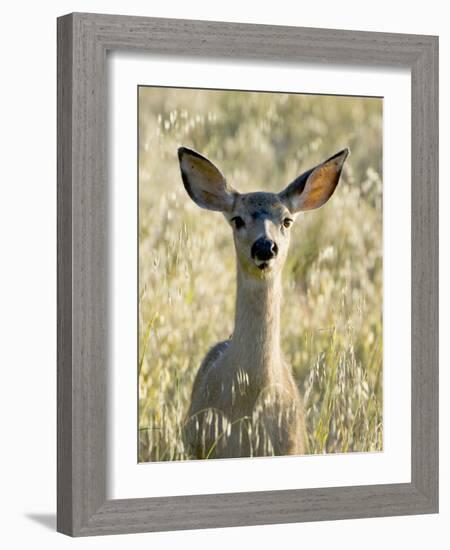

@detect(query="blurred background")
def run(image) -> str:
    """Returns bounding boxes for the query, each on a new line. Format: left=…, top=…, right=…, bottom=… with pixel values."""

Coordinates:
left=138, top=87, right=383, bottom=462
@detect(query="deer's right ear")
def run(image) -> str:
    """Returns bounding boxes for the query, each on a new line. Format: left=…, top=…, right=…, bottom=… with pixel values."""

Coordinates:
left=178, top=147, right=237, bottom=212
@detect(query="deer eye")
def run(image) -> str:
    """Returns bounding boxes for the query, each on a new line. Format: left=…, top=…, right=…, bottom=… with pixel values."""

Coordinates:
left=231, top=216, right=245, bottom=229
left=283, top=218, right=293, bottom=229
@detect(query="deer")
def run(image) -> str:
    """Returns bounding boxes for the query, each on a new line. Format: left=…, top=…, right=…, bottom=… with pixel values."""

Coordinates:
left=177, top=146, right=349, bottom=459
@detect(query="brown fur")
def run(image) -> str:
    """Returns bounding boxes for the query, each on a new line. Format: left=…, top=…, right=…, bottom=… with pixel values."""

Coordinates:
left=178, top=146, right=348, bottom=459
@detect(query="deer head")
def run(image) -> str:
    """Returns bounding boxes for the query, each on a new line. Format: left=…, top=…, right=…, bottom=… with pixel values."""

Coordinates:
left=178, top=147, right=349, bottom=279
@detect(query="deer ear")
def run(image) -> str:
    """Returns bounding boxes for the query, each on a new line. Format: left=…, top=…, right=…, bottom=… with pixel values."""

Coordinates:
left=279, top=149, right=349, bottom=213
left=178, top=147, right=237, bottom=212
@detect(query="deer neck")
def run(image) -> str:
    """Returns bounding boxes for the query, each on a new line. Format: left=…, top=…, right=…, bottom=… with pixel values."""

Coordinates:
left=229, top=267, right=283, bottom=382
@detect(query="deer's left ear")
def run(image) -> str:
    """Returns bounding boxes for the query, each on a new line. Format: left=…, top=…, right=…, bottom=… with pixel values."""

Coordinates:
left=279, top=149, right=349, bottom=213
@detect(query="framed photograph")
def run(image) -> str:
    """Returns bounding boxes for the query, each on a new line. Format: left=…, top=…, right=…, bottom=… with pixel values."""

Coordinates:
left=57, top=13, right=438, bottom=536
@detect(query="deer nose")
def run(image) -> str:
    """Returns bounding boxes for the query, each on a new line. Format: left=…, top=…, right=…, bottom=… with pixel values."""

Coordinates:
left=251, top=238, right=278, bottom=261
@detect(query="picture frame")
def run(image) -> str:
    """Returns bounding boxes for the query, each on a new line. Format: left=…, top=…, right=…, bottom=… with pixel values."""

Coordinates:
left=57, top=12, right=438, bottom=536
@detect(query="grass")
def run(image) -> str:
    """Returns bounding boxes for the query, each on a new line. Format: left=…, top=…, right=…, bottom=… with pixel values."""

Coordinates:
left=138, top=87, right=383, bottom=461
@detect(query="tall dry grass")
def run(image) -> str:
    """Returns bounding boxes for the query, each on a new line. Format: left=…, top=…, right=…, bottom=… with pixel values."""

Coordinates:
left=138, top=87, right=383, bottom=461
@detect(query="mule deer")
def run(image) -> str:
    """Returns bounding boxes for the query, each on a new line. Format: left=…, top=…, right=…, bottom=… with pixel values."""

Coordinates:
left=178, top=147, right=349, bottom=459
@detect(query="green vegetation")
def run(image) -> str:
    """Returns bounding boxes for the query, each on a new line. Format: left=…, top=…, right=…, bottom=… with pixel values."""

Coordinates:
left=138, top=87, right=383, bottom=461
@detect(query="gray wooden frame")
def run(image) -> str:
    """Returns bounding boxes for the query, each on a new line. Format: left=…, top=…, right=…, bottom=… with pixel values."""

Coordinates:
left=57, top=12, right=439, bottom=537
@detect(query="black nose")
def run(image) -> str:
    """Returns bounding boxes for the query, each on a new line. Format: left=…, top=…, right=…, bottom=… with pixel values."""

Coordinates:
left=251, top=238, right=278, bottom=261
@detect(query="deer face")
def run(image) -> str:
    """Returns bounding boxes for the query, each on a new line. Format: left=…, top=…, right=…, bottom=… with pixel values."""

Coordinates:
left=226, top=192, right=292, bottom=277
left=178, top=147, right=348, bottom=279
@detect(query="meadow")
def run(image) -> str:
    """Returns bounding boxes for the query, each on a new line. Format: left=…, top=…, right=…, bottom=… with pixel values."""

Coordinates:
left=138, top=87, right=383, bottom=462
